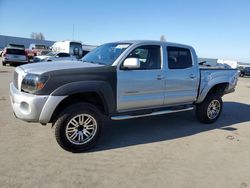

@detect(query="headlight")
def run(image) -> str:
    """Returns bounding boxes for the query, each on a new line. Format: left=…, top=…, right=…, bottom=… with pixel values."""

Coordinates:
left=21, top=74, right=49, bottom=93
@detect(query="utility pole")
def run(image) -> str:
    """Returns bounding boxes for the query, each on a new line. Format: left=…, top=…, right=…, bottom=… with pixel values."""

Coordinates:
left=72, top=24, right=75, bottom=40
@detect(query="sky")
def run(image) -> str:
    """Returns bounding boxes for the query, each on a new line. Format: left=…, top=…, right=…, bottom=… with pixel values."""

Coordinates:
left=0, top=0, right=250, bottom=62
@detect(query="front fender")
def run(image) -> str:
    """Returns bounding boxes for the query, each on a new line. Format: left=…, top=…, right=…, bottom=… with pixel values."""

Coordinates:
left=51, top=81, right=116, bottom=114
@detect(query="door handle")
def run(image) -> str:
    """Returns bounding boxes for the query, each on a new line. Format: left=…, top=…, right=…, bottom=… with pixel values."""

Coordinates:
left=156, top=75, right=165, bottom=80
left=189, top=74, right=196, bottom=79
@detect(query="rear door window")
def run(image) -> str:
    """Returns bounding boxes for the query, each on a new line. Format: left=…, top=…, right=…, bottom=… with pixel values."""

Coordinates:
left=167, top=47, right=192, bottom=69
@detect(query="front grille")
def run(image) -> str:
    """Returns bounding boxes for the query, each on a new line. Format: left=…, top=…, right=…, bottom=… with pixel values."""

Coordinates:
left=13, top=71, right=18, bottom=89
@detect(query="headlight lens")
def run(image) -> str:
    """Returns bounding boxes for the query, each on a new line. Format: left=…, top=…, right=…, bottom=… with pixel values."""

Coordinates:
left=21, top=74, right=48, bottom=93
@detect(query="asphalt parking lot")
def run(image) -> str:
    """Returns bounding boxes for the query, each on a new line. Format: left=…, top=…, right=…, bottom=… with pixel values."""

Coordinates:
left=0, top=60, right=250, bottom=188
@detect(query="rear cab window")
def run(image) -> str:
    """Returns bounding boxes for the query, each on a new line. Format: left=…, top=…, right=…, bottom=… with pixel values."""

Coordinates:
left=167, top=46, right=192, bottom=69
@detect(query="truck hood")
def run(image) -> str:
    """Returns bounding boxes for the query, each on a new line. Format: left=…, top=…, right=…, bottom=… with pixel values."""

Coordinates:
left=20, top=61, right=105, bottom=75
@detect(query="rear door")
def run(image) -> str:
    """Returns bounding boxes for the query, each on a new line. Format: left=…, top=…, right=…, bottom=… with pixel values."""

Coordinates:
left=164, top=46, right=199, bottom=105
left=117, top=45, right=165, bottom=112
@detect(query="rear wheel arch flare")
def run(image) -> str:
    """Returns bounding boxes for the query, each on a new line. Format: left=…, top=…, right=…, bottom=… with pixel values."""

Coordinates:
left=207, top=82, right=229, bottom=96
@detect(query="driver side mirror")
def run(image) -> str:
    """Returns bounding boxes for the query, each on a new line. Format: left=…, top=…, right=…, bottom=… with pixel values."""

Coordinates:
left=123, top=58, right=140, bottom=69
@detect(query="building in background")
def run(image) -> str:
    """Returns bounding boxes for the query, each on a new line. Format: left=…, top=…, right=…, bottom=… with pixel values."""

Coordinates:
left=238, top=62, right=250, bottom=67
left=0, top=35, right=55, bottom=49
left=0, top=35, right=96, bottom=58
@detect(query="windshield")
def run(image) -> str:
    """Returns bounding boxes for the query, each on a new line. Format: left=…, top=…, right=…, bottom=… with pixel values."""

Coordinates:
left=81, top=43, right=131, bottom=65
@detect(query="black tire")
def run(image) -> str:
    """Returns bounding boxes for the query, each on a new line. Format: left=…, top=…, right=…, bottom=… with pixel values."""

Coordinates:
left=239, top=73, right=244, bottom=77
left=54, top=102, right=103, bottom=152
left=2, top=62, right=6, bottom=66
left=196, top=94, right=223, bottom=124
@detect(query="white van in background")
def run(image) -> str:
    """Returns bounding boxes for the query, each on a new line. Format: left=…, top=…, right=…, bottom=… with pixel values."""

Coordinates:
left=217, top=59, right=238, bottom=69
left=199, top=58, right=238, bottom=69
left=52, top=41, right=83, bottom=59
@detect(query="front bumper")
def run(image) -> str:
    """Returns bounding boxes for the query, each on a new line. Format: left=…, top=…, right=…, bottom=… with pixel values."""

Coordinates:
left=10, top=83, right=67, bottom=124
left=10, top=83, right=48, bottom=122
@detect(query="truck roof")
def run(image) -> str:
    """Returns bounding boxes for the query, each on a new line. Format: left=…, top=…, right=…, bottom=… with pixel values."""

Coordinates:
left=111, top=40, right=194, bottom=49
left=7, top=43, right=25, bottom=49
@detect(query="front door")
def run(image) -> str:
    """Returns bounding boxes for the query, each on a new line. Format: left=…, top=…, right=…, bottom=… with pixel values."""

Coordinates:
left=117, top=45, right=165, bottom=112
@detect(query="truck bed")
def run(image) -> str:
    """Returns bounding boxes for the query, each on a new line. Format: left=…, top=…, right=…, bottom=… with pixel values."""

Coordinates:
left=196, top=67, right=238, bottom=103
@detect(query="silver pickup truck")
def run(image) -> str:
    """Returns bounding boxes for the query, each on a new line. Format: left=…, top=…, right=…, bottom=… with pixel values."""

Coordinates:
left=10, top=40, right=238, bottom=152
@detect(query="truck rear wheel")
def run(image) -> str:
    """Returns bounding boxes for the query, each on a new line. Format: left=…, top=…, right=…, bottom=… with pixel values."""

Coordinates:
left=196, top=94, right=223, bottom=124
left=54, top=102, right=103, bottom=152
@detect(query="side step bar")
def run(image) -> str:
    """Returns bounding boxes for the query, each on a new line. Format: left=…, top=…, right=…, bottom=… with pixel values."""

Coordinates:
left=111, top=107, right=194, bottom=120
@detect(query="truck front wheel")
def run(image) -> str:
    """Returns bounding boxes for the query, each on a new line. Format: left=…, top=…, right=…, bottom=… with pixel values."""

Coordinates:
left=196, top=94, right=223, bottom=124
left=54, top=102, right=103, bottom=152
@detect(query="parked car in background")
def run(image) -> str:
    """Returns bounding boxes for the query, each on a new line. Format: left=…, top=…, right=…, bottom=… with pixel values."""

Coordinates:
left=33, top=52, right=77, bottom=62
left=2, top=46, right=28, bottom=66
left=26, top=44, right=51, bottom=61
left=239, top=66, right=250, bottom=77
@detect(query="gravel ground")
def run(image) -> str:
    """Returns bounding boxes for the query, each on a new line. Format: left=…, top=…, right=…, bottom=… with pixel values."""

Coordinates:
left=0, top=60, right=250, bottom=188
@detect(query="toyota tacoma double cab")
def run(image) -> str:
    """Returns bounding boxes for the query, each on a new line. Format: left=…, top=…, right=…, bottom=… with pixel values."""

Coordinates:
left=10, top=40, right=238, bottom=152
